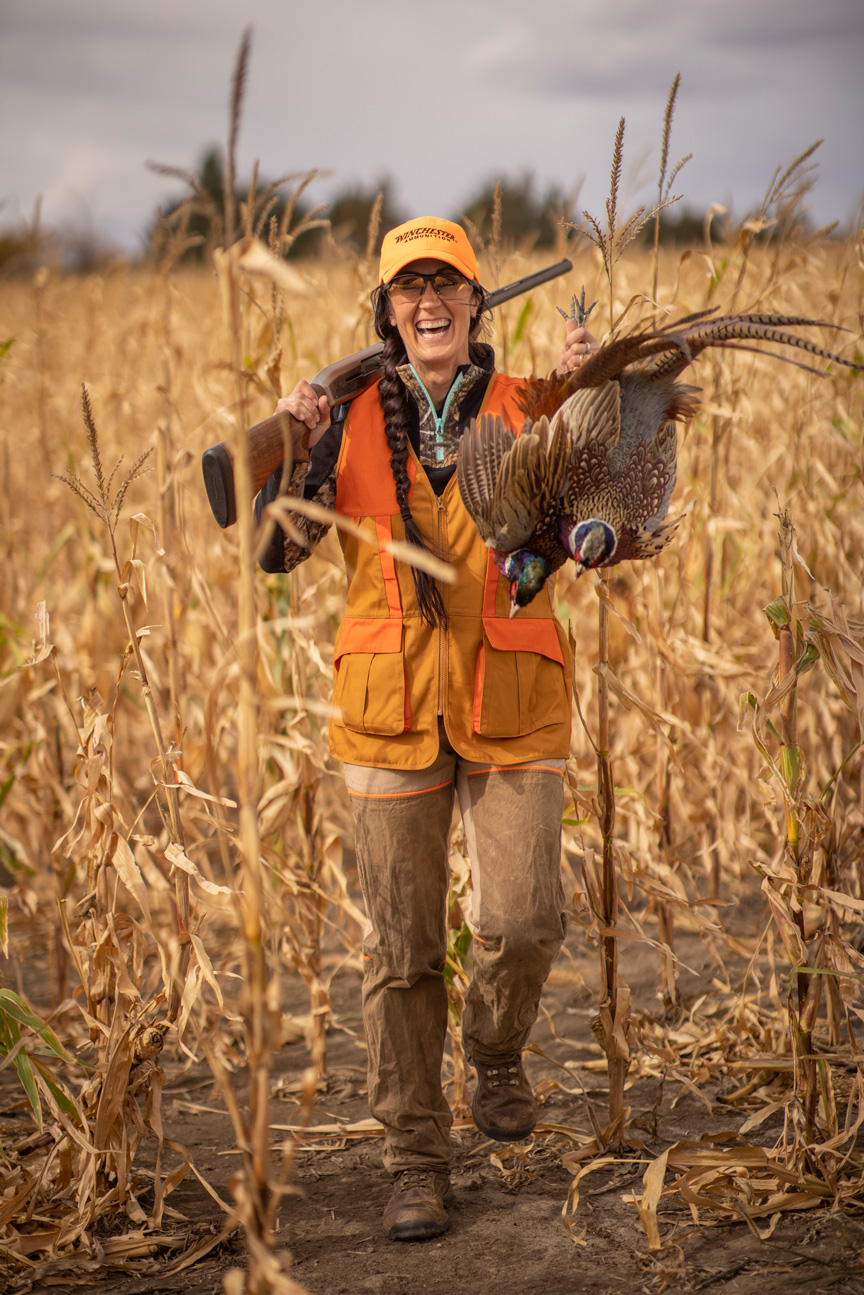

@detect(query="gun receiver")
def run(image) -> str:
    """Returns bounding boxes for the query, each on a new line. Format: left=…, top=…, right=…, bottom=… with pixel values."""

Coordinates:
left=202, top=257, right=573, bottom=527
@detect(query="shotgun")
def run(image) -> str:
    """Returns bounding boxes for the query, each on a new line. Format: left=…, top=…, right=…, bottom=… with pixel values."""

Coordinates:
left=202, top=257, right=573, bottom=527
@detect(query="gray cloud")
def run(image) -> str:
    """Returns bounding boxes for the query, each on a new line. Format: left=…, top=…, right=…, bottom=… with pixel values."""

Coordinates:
left=468, top=0, right=861, bottom=100
left=1, top=0, right=861, bottom=248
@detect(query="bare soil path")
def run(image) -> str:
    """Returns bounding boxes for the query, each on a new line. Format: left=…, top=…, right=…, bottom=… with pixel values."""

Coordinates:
left=3, top=895, right=863, bottom=1294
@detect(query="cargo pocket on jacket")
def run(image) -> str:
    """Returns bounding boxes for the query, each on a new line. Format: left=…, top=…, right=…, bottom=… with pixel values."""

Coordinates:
left=332, top=617, right=407, bottom=736
left=473, top=617, right=567, bottom=739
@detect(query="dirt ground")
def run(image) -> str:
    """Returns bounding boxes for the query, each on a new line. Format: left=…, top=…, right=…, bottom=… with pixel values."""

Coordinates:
left=3, top=886, right=864, bottom=1295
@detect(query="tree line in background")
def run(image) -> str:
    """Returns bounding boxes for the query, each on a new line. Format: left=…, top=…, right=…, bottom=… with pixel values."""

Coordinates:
left=1, top=144, right=721, bottom=276
left=153, top=146, right=596, bottom=257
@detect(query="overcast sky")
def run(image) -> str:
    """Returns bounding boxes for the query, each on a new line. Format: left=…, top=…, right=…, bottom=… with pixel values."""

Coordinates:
left=2, top=0, right=862, bottom=254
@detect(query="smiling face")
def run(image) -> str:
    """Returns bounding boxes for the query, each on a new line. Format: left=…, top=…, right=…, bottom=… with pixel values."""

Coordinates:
left=386, top=258, right=480, bottom=383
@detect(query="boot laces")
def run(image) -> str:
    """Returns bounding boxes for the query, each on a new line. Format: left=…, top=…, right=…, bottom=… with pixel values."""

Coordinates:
left=397, top=1168, right=435, bottom=1192
left=480, top=1058, right=521, bottom=1088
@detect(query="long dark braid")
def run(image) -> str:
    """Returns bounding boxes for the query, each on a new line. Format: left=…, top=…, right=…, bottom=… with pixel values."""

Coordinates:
left=371, top=285, right=491, bottom=630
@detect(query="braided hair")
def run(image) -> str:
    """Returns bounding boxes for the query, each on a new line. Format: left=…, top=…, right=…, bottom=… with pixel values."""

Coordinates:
left=370, top=283, right=491, bottom=629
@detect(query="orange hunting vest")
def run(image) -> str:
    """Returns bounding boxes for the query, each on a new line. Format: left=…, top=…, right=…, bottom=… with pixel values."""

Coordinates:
left=329, top=373, right=573, bottom=768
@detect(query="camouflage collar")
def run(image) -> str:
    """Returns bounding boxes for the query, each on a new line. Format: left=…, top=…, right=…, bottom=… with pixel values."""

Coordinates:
left=396, top=362, right=487, bottom=468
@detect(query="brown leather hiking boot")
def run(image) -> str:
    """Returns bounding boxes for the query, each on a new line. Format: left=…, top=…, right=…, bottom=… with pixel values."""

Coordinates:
left=472, top=1055, right=536, bottom=1142
left=382, top=1168, right=451, bottom=1241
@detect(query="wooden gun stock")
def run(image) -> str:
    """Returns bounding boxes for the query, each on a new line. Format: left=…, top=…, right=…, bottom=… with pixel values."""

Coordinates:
left=202, top=393, right=320, bottom=531
left=202, top=258, right=572, bottom=527
left=202, top=348, right=383, bottom=528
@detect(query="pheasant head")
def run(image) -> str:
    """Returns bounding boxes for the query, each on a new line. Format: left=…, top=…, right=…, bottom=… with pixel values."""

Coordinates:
left=560, top=518, right=617, bottom=574
left=495, top=550, right=552, bottom=617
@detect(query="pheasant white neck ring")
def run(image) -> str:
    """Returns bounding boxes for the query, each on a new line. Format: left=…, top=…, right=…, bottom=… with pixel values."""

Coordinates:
left=561, top=519, right=617, bottom=574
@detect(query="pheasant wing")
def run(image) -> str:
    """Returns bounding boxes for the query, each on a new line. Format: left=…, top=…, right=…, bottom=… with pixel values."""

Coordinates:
left=554, top=382, right=622, bottom=455
left=457, top=415, right=545, bottom=550
left=457, top=415, right=519, bottom=543
left=491, top=415, right=571, bottom=550
left=457, top=414, right=569, bottom=553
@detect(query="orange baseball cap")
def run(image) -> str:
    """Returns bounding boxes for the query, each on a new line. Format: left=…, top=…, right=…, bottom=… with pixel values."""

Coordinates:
left=378, top=217, right=479, bottom=285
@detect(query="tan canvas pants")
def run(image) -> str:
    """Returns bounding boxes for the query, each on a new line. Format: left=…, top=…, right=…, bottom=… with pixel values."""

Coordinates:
left=343, top=721, right=566, bottom=1175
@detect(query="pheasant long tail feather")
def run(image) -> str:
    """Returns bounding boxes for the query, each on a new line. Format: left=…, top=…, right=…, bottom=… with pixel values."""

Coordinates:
left=648, top=317, right=859, bottom=379
left=574, top=333, right=693, bottom=388
left=515, top=313, right=725, bottom=418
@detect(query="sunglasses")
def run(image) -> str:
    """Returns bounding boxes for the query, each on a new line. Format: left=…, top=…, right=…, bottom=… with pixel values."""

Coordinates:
left=386, top=270, right=476, bottom=304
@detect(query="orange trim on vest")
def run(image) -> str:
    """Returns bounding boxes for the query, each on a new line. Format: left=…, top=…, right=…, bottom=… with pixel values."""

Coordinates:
left=375, top=518, right=402, bottom=620
left=335, top=389, right=418, bottom=515
left=482, top=549, right=499, bottom=618
left=465, top=765, right=566, bottom=777
left=477, top=372, right=526, bottom=425
left=374, top=516, right=411, bottom=731
left=472, top=641, right=485, bottom=733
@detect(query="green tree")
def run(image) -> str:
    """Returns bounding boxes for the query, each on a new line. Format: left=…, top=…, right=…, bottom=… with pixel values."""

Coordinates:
left=454, top=174, right=576, bottom=250
left=148, top=146, right=325, bottom=263
left=322, top=179, right=405, bottom=257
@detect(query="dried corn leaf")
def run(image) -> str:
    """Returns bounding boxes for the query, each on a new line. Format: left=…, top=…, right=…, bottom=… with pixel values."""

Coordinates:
left=761, top=880, right=808, bottom=966
left=93, top=1026, right=134, bottom=1150
left=636, top=1147, right=670, bottom=1251
left=562, top=1155, right=618, bottom=1232
left=269, top=495, right=456, bottom=582
left=111, top=835, right=152, bottom=927
left=234, top=237, right=315, bottom=296
left=166, top=770, right=237, bottom=807
left=165, top=841, right=232, bottom=896
left=594, top=663, right=683, bottom=769
left=190, top=933, right=224, bottom=1009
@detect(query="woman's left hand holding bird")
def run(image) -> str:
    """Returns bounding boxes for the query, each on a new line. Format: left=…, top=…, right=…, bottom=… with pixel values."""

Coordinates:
left=557, top=319, right=599, bottom=375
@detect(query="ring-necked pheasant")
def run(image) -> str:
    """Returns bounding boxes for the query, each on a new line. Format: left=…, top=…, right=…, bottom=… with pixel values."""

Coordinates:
left=457, top=308, right=861, bottom=614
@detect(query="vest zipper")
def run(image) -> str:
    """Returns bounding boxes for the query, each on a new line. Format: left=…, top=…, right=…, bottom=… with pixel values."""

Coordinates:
left=436, top=495, right=446, bottom=716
